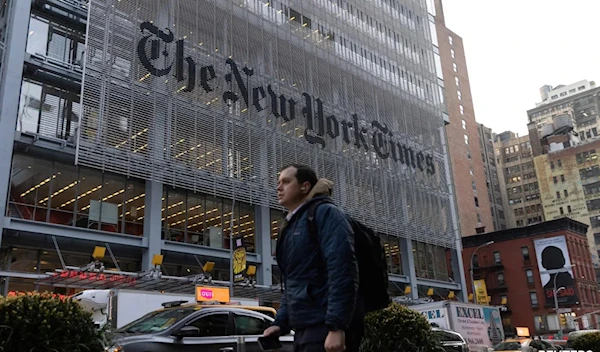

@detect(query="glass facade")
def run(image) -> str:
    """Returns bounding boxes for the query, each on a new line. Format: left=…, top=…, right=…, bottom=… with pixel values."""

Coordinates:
left=9, top=153, right=145, bottom=236
left=162, top=188, right=256, bottom=252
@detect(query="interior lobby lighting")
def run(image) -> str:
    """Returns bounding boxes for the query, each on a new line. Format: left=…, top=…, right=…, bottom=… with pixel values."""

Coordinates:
left=38, top=180, right=79, bottom=204
left=163, top=203, right=202, bottom=221
left=81, top=189, right=125, bottom=211
left=118, top=193, right=146, bottom=208
left=60, top=185, right=102, bottom=208
left=21, top=175, right=57, bottom=198
left=138, top=200, right=185, bottom=221
left=173, top=208, right=219, bottom=227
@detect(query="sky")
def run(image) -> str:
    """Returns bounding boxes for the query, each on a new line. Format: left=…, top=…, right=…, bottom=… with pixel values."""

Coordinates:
left=441, top=0, right=600, bottom=136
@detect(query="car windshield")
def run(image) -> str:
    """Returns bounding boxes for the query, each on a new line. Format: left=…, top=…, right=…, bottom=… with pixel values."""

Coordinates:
left=117, top=308, right=195, bottom=334
left=493, top=341, right=524, bottom=351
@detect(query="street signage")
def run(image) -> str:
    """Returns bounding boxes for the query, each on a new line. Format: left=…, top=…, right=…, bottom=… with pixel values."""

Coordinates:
left=556, top=308, right=572, bottom=313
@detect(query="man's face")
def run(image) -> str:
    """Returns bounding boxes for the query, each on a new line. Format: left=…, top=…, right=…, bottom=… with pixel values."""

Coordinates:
left=277, top=166, right=307, bottom=209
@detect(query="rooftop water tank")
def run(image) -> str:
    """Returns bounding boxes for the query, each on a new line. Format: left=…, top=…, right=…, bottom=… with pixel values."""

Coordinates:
left=540, top=124, right=554, bottom=137
left=553, top=114, right=573, bottom=130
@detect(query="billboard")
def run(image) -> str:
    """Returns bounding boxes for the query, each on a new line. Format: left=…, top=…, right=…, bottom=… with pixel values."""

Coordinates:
left=534, top=236, right=578, bottom=306
left=449, top=304, right=504, bottom=348
left=78, top=0, right=455, bottom=247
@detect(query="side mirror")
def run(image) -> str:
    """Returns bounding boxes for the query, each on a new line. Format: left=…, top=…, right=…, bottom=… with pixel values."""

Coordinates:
left=174, top=326, right=200, bottom=338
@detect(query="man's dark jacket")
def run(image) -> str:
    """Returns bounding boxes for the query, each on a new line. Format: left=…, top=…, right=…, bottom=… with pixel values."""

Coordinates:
left=273, top=179, right=359, bottom=333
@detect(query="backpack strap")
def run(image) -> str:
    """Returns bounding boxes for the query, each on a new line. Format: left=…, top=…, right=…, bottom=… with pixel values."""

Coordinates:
left=307, top=198, right=335, bottom=244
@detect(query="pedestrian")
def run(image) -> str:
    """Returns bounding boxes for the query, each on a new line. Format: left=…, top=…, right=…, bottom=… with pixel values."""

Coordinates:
left=263, top=164, right=362, bottom=352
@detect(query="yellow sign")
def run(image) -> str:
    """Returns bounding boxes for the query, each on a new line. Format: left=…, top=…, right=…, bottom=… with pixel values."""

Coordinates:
left=516, top=327, right=530, bottom=337
left=195, top=285, right=230, bottom=303
left=233, top=246, right=247, bottom=282
left=474, top=279, right=489, bottom=305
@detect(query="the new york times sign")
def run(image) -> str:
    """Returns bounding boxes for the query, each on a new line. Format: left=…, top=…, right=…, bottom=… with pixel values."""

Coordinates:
left=137, top=21, right=436, bottom=175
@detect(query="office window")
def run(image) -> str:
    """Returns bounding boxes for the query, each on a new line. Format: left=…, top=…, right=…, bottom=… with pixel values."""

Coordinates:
left=521, top=246, right=530, bottom=261
left=530, top=292, right=538, bottom=306
left=580, top=165, right=600, bottom=179
left=477, top=213, right=481, bottom=223
left=550, top=161, right=555, bottom=170
left=472, top=181, right=477, bottom=191
left=464, top=135, right=469, bottom=144
left=457, top=90, right=462, bottom=100
left=474, top=197, right=479, bottom=207
left=451, top=49, right=455, bottom=58
left=561, top=175, right=565, bottom=183
left=564, top=189, right=568, bottom=197
left=553, top=176, right=557, bottom=184
left=455, top=77, right=460, bottom=86
left=452, top=62, right=457, bottom=72
left=526, top=269, right=534, bottom=284
left=493, top=251, right=501, bottom=265
left=449, top=35, right=453, bottom=45
left=459, top=105, right=464, bottom=115
left=557, top=159, right=562, bottom=167
left=556, top=191, right=561, bottom=199
left=568, top=205, right=572, bottom=213
left=470, top=167, right=474, bottom=176
left=560, top=207, right=564, bottom=215
left=462, top=120, right=467, bottom=130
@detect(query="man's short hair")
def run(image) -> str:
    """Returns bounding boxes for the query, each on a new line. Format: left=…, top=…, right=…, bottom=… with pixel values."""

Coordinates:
left=280, top=164, right=318, bottom=189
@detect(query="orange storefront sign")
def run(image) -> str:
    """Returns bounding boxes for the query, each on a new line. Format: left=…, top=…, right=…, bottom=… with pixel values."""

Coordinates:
left=195, top=285, right=230, bottom=303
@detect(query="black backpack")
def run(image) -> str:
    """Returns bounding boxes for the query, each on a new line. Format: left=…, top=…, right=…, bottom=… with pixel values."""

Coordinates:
left=307, top=199, right=390, bottom=313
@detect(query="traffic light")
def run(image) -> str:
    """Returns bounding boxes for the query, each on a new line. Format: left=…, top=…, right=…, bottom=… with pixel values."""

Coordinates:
left=559, top=313, right=567, bottom=328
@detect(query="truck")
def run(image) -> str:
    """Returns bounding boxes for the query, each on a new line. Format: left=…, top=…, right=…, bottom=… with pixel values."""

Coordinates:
left=72, top=289, right=259, bottom=329
left=409, top=301, right=504, bottom=352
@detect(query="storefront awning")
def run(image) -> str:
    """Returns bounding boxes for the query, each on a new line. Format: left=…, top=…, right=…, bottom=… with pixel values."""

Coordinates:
left=16, top=267, right=284, bottom=302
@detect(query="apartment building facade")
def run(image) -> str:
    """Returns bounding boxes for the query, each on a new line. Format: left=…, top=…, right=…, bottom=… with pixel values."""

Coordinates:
left=534, top=137, right=600, bottom=269
left=528, top=80, right=600, bottom=157
left=479, top=124, right=507, bottom=231
left=463, top=218, right=600, bottom=336
left=494, top=132, right=543, bottom=228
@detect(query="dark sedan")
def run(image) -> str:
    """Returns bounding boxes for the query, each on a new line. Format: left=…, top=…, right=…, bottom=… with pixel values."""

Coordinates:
left=107, top=306, right=294, bottom=352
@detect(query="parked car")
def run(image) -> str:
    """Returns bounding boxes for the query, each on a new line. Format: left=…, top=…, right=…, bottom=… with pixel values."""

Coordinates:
left=106, top=306, right=294, bottom=352
left=431, top=327, right=469, bottom=352
left=493, top=338, right=559, bottom=351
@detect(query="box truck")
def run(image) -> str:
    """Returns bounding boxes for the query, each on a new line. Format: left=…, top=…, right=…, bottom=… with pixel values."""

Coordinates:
left=409, top=301, right=504, bottom=351
left=72, top=289, right=259, bottom=329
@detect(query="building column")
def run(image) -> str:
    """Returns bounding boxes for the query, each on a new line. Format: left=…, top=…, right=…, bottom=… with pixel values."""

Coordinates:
left=254, top=205, right=272, bottom=286
left=0, top=0, right=32, bottom=245
left=142, top=181, right=163, bottom=271
left=440, top=126, right=468, bottom=302
left=400, top=238, right=419, bottom=299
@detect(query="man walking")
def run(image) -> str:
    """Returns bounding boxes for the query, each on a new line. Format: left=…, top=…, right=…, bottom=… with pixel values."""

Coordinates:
left=263, top=164, right=361, bottom=352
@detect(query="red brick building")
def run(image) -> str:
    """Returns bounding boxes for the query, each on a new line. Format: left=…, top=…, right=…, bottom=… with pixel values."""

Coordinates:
left=434, top=0, right=495, bottom=236
left=461, top=218, right=600, bottom=336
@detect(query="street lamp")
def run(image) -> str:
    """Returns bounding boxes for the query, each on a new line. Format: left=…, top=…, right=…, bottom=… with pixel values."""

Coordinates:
left=470, top=240, right=494, bottom=303
left=229, top=176, right=257, bottom=297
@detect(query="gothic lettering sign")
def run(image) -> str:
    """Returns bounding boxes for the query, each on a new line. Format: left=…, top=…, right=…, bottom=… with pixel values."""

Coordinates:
left=79, top=0, right=456, bottom=249
left=137, top=21, right=435, bottom=176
